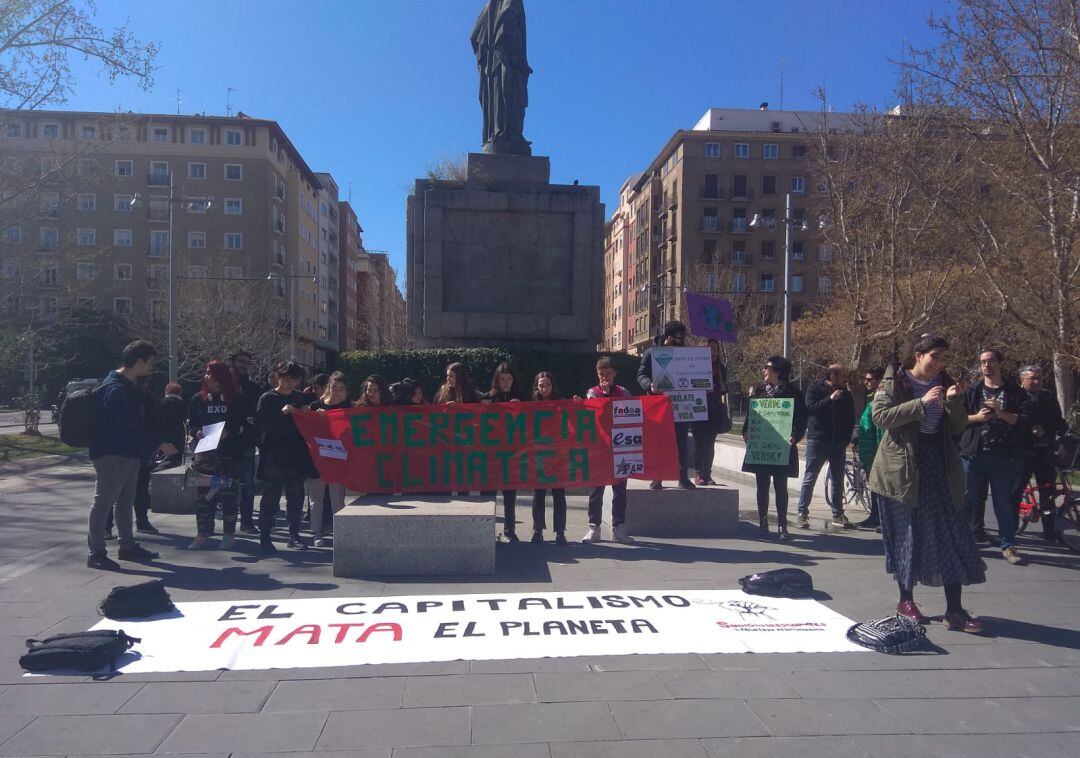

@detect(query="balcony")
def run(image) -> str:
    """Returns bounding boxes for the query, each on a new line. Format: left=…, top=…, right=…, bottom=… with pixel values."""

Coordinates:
left=729, top=187, right=754, bottom=200
left=700, top=217, right=721, bottom=233
left=730, top=251, right=754, bottom=266
left=700, top=187, right=722, bottom=200
left=730, top=219, right=749, bottom=234
left=147, top=173, right=170, bottom=187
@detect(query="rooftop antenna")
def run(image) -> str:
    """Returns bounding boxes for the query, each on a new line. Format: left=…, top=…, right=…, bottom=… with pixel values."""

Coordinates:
left=779, top=60, right=785, bottom=111
left=226, top=87, right=237, bottom=117
left=175, top=89, right=182, bottom=115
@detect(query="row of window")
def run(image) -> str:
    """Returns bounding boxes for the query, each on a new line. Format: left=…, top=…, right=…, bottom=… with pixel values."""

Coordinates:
left=700, top=174, right=806, bottom=197
left=703, top=142, right=807, bottom=160
left=17, top=294, right=246, bottom=318
left=3, top=226, right=244, bottom=252
left=701, top=271, right=831, bottom=294
left=701, top=239, right=833, bottom=263
left=5, top=261, right=247, bottom=284
left=7, top=121, right=244, bottom=146
left=26, top=192, right=246, bottom=216
left=109, top=160, right=243, bottom=181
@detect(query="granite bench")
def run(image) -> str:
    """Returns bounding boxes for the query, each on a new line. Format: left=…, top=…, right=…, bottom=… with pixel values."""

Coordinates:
left=622, top=482, right=739, bottom=537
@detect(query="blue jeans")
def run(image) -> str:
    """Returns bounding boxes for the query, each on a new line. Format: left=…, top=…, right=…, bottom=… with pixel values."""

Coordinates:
left=797, top=439, right=847, bottom=518
left=962, top=451, right=1020, bottom=549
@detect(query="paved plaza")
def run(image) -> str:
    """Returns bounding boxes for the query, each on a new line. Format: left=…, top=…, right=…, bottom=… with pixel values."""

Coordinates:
left=0, top=454, right=1078, bottom=757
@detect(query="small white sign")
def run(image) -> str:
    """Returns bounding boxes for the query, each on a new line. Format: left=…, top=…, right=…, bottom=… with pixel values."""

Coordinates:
left=666, top=390, right=708, bottom=423
left=612, top=426, right=644, bottom=453
left=193, top=421, right=225, bottom=454
left=314, top=437, right=347, bottom=460
left=651, top=347, right=713, bottom=392
left=614, top=452, right=645, bottom=478
left=611, top=399, right=643, bottom=425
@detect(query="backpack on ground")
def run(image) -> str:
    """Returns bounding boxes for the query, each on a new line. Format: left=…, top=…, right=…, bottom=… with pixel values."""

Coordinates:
left=847, top=615, right=929, bottom=654
left=738, top=568, right=814, bottom=598
left=19, top=630, right=140, bottom=673
left=97, top=579, right=175, bottom=619
left=58, top=383, right=104, bottom=448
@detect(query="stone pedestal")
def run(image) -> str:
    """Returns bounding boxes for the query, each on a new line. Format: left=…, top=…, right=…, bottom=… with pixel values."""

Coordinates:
left=149, top=465, right=195, bottom=514
left=623, top=483, right=740, bottom=538
left=333, top=495, right=496, bottom=577
left=406, top=152, right=604, bottom=352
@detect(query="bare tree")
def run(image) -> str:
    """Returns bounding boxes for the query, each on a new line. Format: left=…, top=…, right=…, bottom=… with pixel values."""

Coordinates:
left=425, top=154, right=469, bottom=182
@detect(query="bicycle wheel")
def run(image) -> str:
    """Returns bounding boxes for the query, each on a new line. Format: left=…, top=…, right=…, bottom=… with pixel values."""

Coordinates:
left=848, top=465, right=871, bottom=513
left=1057, top=496, right=1080, bottom=554
left=824, top=468, right=838, bottom=508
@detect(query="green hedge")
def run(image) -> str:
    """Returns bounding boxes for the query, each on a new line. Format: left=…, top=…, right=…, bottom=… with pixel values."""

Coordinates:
left=338, top=349, right=645, bottom=400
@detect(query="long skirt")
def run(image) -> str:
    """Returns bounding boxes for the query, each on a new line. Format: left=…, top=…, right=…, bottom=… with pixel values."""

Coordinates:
left=877, top=434, right=986, bottom=589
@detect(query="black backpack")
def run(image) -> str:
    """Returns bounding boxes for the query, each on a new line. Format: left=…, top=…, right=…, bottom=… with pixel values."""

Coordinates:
left=58, top=383, right=104, bottom=448
left=847, top=616, right=929, bottom=654
left=19, top=630, right=140, bottom=673
left=98, top=579, right=175, bottom=619
left=738, top=568, right=814, bottom=598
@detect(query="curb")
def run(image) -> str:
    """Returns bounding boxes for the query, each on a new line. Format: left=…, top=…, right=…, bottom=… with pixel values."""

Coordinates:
left=0, top=452, right=88, bottom=477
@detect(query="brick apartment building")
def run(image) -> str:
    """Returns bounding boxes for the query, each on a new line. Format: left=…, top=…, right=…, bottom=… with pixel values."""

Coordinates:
left=602, top=107, right=848, bottom=355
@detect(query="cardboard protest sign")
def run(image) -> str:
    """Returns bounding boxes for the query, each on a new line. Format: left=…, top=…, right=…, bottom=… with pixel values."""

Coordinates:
left=686, top=292, right=737, bottom=343
left=293, top=398, right=680, bottom=493
left=650, top=347, right=713, bottom=392
left=744, top=398, right=795, bottom=466
left=665, top=389, right=708, bottom=423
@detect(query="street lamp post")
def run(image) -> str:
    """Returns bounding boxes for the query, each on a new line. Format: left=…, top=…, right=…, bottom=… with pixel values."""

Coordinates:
left=266, top=267, right=316, bottom=362
left=750, top=192, right=807, bottom=360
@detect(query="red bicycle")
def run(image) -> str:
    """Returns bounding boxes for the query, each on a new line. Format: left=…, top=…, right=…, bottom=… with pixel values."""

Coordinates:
left=1018, top=433, right=1080, bottom=554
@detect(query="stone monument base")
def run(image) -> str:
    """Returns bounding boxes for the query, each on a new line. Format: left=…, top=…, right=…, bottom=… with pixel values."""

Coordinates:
left=333, top=495, right=496, bottom=577
left=149, top=465, right=195, bottom=515
left=623, top=483, right=740, bottom=538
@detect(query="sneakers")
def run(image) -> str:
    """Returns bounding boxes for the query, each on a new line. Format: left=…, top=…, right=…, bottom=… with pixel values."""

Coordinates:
left=118, top=544, right=158, bottom=562
left=896, top=600, right=931, bottom=624
left=135, top=521, right=160, bottom=535
left=239, top=522, right=259, bottom=535
left=973, top=530, right=1000, bottom=546
left=677, top=479, right=697, bottom=490
left=259, top=538, right=277, bottom=555
left=831, top=514, right=854, bottom=529
left=503, top=531, right=520, bottom=543
left=944, top=609, right=985, bottom=634
left=86, top=553, right=121, bottom=571
left=582, top=525, right=601, bottom=543
left=220, top=533, right=236, bottom=550
left=555, top=531, right=567, bottom=545
left=314, top=537, right=331, bottom=548
left=186, top=535, right=214, bottom=551
left=287, top=535, right=307, bottom=550
left=611, top=524, right=636, bottom=544
left=648, top=481, right=663, bottom=491
left=856, top=518, right=880, bottom=529
left=531, top=531, right=544, bottom=544
left=796, top=514, right=810, bottom=529
left=1002, top=546, right=1026, bottom=565
left=777, top=527, right=791, bottom=543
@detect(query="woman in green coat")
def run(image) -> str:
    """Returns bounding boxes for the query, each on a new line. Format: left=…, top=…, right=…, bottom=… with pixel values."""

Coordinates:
left=869, top=333, right=986, bottom=633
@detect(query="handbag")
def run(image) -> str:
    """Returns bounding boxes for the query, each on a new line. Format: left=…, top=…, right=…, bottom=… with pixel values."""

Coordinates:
left=846, top=615, right=928, bottom=654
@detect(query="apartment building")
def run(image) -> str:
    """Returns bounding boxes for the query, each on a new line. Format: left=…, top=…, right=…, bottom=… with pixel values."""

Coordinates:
left=355, top=251, right=406, bottom=350
left=338, top=200, right=364, bottom=352
left=601, top=107, right=848, bottom=355
left=314, top=172, right=341, bottom=364
left=0, top=109, right=328, bottom=367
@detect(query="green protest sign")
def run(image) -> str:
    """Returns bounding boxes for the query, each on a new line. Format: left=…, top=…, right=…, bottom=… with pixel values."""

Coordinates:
left=744, top=398, right=794, bottom=466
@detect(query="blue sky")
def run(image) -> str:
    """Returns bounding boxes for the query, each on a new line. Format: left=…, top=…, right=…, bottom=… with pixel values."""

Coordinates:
left=65, top=0, right=945, bottom=286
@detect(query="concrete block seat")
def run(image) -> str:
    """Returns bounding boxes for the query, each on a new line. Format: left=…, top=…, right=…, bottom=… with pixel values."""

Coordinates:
left=149, top=464, right=195, bottom=514
left=334, top=495, right=496, bottom=577
left=622, top=479, right=739, bottom=538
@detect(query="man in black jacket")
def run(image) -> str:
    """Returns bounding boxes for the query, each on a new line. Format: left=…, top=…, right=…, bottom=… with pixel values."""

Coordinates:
left=795, top=364, right=856, bottom=529
left=229, top=350, right=263, bottom=534
left=1013, top=365, right=1067, bottom=543
left=637, top=320, right=696, bottom=490
left=960, top=348, right=1028, bottom=564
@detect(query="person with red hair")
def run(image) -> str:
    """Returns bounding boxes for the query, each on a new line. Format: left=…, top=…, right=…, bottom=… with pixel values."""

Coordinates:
left=186, top=360, right=250, bottom=550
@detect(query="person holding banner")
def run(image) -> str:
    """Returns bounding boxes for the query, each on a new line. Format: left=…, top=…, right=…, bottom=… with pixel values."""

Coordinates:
left=638, top=320, right=696, bottom=490
left=530, top=371, right=568, bottom=545
left=585, top=356, right=635, bottom=544
left=742, top=356, right=808, bottom=542
left=435, top=362, right=481, bottom=405
left=482, top=362, right=524, bottom=542
left=692, top=338, right=731, bottom=485
left=356, top=374, right=391, bottom=408
left=868, top=333, right=986, bottom=633
left=308, top=371, right=351, bottom=547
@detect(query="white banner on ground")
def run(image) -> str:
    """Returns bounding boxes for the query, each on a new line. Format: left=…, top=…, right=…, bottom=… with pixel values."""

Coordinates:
left=86, top=589, right=864, bottom=674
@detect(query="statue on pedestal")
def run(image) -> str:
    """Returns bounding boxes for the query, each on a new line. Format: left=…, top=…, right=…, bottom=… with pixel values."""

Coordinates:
left=470, top=0, right=532, bottom=156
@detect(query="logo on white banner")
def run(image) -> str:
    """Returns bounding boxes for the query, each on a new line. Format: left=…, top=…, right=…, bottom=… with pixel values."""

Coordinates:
left=314, top=437, right=347, bottom=460
left=611, top=399, right=643, bottom=425
left=614, top=452, right=645, bottom=477
left=612, top=427, right=644, bottom=453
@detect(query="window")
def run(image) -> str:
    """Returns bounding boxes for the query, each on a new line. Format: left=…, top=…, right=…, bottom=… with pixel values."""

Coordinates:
left=149, top=299, right=167, bottom=322
left=5, top=122, right=21, bottom=138
left=272, top=240, right=285, bottom=265
left=734, top=143, right=750, bottom=158
left=40, top=296, right=58, bottom=317
left=791, top=176, right=806, bottom=194
left=188, top=162, right=206, bottom=179
left=791, top=274, right=804, bottom=293
left=41, top=265, right=58, bottom=287
left=147, top=264, right=167, bottom=290
left=704, top=142, right=720, bottom=158
left=732, top=273, right=746, bottom=293
left=731, top=208, right=747, bottom=233
left=732, top=175, right=748, bottom=198
left=760, top=273, right=775, bottom=292
left=4, top=226, right=21, bottom=243
left=77, top=228, right=96, bottom=246
left=762, top=175, right=777, bottom=195
left=80, top=125, right=97, bottom=140
left=114, top=263, right=132, bottom=281
left=115, top=160, right=133, bottom=177
left=42, top=123, right=59, bottom=138
left=225, top=129, right=242, bottom=146
left=792, top=240, right=805, bottom=260
left=113, top=297, right=132, bottom=315
left=79, top=158, right=96, bottom=176
left=76, top=193, right=96, bottom=211
left=39, top=227, right=59, bottom=250
left=187, top=231, right=206, bottom=249
left=148, top=195, right=169, bottom=221
left=76, top=262, right=96, bottom=280
left=224, top=197, right=242, bottom=215
left=223, top=266, right=243, bottom=279
left=761, top=240, right=775, bottom=260
left=731, top=240, right=748, bottom=264
left=40, top=157, right=56, bottom=177
left=819, top=245, right=833, bottom=262
left=224, top=163, right=243, bottom=181
left=77, top=296, right=95, bottom=307
left=763, top=143, right=779, bottom=159
left=113, top=229, right=133, bottom=247
left=705, top=272, right=716, bottom=292
left=2, top=259, right=17, bottom=278
left=224, top=232, right=243, bottom=250
left=151, top=127, right=169, bottom=143
left=702, top=207, right=719, bottom=232
left=818, top=275, right=832, bottom=293
left=187, top=196, right=208, bottom=214
left=702, top=239, right=717, bottom=264
left=188, top=128, right=207, bottom=144
left=40, top=191, right=59, bottom=217
left=792, top=144, right=807, bottom=159
left=149, top=230, right=170, bottom=256
left=273, top=206, right=285, bottom=232
left=114, top=194, right=133, bottom=212
left=149, top=161, right=169, bottom=185
left=186, top=265, right=207, bottom=278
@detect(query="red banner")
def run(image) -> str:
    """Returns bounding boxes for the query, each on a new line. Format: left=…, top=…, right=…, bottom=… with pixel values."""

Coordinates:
left=292, top=397, right=679, bottom=493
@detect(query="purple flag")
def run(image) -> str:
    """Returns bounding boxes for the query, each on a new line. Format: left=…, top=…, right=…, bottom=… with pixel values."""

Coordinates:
left=686, top=292, right=737, bottom=343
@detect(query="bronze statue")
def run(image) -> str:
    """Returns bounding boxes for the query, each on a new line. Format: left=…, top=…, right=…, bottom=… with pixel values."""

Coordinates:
left=471, top=0, right=532, bottom=155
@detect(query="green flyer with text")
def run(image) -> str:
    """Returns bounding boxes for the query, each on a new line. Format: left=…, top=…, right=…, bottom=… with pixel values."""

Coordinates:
left=745, top=398, right=794, bottom=466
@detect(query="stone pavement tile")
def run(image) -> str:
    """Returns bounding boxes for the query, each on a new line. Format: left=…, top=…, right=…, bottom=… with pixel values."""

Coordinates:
left=550, top=738, right=709, bottom=757
left=0, top=713, right=181, bottom=756
left=854, top=731, right=1080, bottom=758
left=659, top=670, right=801, bottom=699
left=610, top=700, right=769, bottom=740
left=471, top=702, right=621, bottom=744
left=157, top=711, right=329, bottom=753
left=587, top=653, right=707, bottom=671
left=317, top=707, right=471, bottom=750
left=1015, top=666, right=1080, bottom=695
left=232, top=751, right=389, bottom=758
left=874, top=696, right=1080, bottom=734
left=33, top=615, right=103, bottom=638
left=0, top=616, right=65, bottom=637
left=0, top=682, right=143, bottom=715
left=263, top=678, right=406, bottom=712
left=534, top=671, right=669, bottom=702
left=97, top=670, right=225, bottom=682
left=66, top=754, right=229, bottom=758
left=701, top=735, right=869, bottom=758
left=403, top=673, right=536, bottom=707
left=781, top=667, right=1051, bottom=699
left=0, top=714, right=34, bottom=744
left=746, top=698, right=909, bottom=736
left=392, top=746, right=550, bottom=758
left=119, top=680, right=275, bottom=714
left=219, top=659, right=471, bottom=681
left=470, top=656, right=592, bottom=674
